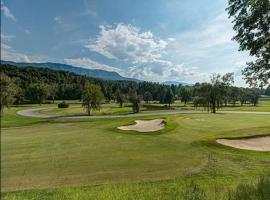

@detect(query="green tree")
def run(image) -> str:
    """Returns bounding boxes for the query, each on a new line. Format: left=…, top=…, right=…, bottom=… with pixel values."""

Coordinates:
left=194, top=73, right=234, bottom=113
left=227, top=0, right=270, bottom=87
left=104, top=85, right=113, bottom=102
left=239, top=88, right=249, bottom=106
left=0, top=73, right=19, bottom=112
left=179, top=87, right=192, bottom=105
left=128, top=89, right=141, bottom=113
left=228, top=86, right=240, bottom=106
left=265, top=85, right=270, bottom=96
left=248, top=88, right=260, bottom=106
left=143, top=91, right=153, bottom=103
left=82, top=82, right=104, bottom=116
left=115, top=89, right=125, bottom=107
left=27, top=83, right=50, bottom=105
left=14, top=86, right=24, bottom=105
left=49, top=84, right=58, bottom=104
left=164, top=88, right=174, bottom=106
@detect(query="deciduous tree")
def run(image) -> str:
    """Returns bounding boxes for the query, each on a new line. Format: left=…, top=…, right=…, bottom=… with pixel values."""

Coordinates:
left=227, top=0, right=270, bottom=87
left=143, top=91, right=153, bottom=103
left=0, top=73, right=19, bottom=112
left=82, top=82, right=104, bottom=116
left=27, top=83, right=50, bottom=105
left=128, top=89, right=141, bottom=113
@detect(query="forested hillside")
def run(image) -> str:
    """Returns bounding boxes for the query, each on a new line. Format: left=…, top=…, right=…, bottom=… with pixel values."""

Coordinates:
left=0, top=60, right=139, bottom=82
left=1, top=64, right=268, bottom=112
left=0, top=64, right=175, bottom=102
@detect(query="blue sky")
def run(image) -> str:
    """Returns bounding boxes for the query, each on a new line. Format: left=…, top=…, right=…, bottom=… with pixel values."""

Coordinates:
left=1, top=0, right=251, bottom=85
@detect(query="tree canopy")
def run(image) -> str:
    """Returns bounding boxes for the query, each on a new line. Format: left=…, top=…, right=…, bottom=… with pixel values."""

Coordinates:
left=0, top=73, right=19, bottom=112
left=82, top=82, right=104, bottom=116
left=227, top=0, right=270, bottom=87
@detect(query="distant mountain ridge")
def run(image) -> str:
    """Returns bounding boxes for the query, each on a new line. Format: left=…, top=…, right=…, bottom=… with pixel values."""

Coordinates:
left=0, top=60, right=140, bottom=82
left=163, top=81, right=193, bottom=86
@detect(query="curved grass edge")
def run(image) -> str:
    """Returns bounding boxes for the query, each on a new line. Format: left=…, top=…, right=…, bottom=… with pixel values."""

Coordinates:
left=196, top=133, right=270, bottom=154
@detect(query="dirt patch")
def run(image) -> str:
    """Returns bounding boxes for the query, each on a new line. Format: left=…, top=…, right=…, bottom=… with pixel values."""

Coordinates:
left=217, top=136, right=270, bottom=151
left=118, top=119, right=165, bottom=132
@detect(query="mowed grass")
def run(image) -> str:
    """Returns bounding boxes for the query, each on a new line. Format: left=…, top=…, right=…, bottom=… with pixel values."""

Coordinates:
left=39, top=97, right=270, bottom=117
left=220, top=97, right=270, bottom=112
left=1, top=102, right=270, bottom=199
left=1, top=105, right=46, bottom=128
left=40, top=102, right=137, bottom=116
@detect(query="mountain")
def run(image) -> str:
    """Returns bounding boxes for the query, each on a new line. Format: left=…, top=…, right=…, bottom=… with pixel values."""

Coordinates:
left=163, top=81, right=193, bottom=86
left=0, top=60, right=140, bottom=82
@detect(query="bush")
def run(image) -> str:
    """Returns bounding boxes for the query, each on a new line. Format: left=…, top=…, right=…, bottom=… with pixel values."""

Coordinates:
left=58, top=101, right=69, bottom=108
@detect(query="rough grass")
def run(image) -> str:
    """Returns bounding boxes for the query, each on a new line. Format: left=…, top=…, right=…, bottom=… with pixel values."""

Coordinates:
left=3, top=174, right=270, bottom=200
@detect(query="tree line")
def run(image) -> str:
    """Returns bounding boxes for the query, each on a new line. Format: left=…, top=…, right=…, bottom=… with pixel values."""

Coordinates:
left=0, top=64, right=267, bottom=115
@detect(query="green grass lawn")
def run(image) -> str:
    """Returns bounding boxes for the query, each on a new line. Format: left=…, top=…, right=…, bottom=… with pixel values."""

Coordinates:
left=40, top=102, right=137, bottom=116
left=1, top=102, right=270, bottom=199
left=1, top=105, right=46, bottom=128
left=37, top=97, right=270, bottom=117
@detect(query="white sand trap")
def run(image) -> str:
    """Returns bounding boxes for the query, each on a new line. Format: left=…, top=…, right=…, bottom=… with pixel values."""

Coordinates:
left=217, top=136, right=270, bottom=151
left=118, top=119, right=165, bottom=132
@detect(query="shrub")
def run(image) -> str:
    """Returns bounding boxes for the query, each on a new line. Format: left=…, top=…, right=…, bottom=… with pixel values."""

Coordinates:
left=58, top=101, right=69, bottom=108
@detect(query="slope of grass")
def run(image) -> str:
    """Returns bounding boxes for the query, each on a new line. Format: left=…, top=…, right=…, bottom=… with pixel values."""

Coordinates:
left=1, top=99, right=270, bottom=199
left=2, top=111, right=270, bottom=193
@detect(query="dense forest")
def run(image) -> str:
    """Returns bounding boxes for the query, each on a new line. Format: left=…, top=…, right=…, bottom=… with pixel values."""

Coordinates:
left=1, top=64, right=269, bottom=113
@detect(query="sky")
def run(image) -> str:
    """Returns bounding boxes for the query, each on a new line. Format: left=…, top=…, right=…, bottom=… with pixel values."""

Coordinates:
left=1, top=0, right=252, bottom=86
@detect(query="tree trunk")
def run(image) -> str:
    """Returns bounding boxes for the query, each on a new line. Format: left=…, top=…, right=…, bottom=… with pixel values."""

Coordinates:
left=0, top=105, right=2, bottom=115
left=212, top=101, right=216, bottom=113
left=87, top=104, right=91, bottom=116
left=213, top=104, right=216, bottom=113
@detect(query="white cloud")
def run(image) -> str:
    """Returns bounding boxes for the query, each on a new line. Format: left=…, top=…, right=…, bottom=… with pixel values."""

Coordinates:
left=124, top=59, right=206, bottom=83
left=1, top=33, right=15, bottom=41
left=64, top=57, right=122, bottom=73
left=86, top=23, right=168, bottom=64
left=1, top=1, right=16, bottom=21
left=168, top=37, right=176, bottom=42
left=82, top=23, right=206, bottom=83
left=1, top=43, right=32, bottom=62
left=54, top=16, right=62, bottom=24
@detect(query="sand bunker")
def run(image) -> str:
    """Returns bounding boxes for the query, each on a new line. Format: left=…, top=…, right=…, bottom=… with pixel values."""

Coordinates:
left=217, top=136, right=270, bottom=151
left=118, top=119, right=165, bottom=132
